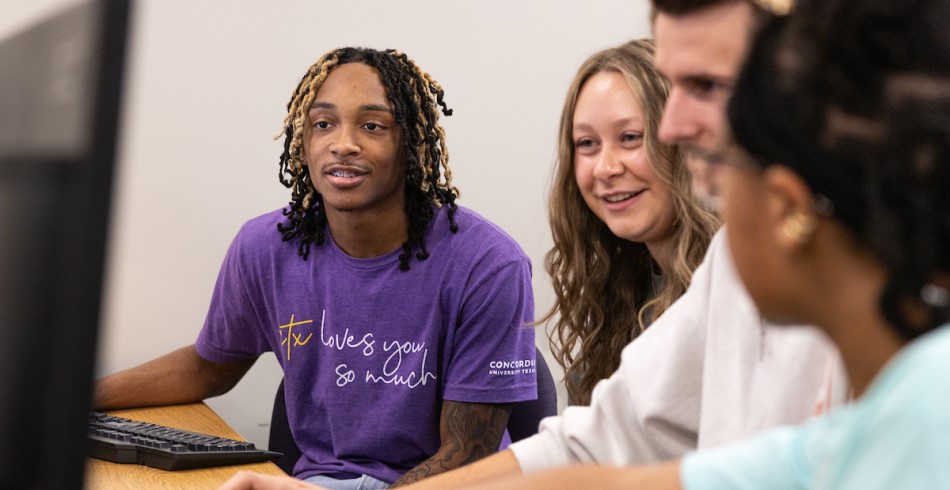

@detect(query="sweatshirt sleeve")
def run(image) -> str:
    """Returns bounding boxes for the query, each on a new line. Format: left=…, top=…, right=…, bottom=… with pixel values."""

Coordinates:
left=510, top=232, right=729, bottom=472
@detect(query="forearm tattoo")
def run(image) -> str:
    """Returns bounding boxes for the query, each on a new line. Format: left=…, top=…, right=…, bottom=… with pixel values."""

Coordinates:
left=390, top=401, right=512, bottom=487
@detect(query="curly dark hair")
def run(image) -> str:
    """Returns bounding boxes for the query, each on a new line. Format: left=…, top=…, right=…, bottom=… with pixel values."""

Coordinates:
left=729, top=0, right=950, bottom=339
left=275, top=47, right=460, bottom=270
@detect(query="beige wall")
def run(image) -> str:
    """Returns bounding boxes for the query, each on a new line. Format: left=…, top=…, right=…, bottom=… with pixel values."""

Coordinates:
left=2, top=0, right=652, bottom=448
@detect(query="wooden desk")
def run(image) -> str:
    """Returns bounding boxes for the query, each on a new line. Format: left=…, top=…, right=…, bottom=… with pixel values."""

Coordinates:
left=85, top=402, right=286, bottom=489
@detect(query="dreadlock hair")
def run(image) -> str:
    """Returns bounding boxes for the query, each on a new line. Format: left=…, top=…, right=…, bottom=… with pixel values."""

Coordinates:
left=543, top=39, right=719, bottom=405
left=275, top=47, right=459, bottom=270
left=729, top=0, right=950, bottom=340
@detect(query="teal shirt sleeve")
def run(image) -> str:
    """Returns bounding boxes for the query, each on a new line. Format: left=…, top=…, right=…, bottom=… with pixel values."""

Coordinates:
left=822, top=326, right=950, bottom=489
left=681, top=325, right=950, bottom=490
left=680, top=426, right=809, bottom=490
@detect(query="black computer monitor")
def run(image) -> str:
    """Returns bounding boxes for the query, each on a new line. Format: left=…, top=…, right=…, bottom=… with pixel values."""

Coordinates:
left=0, top=0, right=130, bottom=487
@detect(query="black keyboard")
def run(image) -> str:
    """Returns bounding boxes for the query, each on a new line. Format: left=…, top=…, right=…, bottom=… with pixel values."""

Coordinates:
left=88, top=412, right=282, bottom=471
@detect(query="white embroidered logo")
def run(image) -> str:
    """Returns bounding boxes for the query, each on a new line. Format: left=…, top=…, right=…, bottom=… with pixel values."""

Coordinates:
left=488, top=358, right=535, bottom=376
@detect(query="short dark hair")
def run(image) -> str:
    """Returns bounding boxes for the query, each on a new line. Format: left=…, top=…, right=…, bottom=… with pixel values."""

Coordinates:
left=276, top=47, right=459, bottom=270
left=652, top=0, right=728, bottom=15
left=730, top=0, right=950, bottom=338
left=651, top=0, right=775, bottom=24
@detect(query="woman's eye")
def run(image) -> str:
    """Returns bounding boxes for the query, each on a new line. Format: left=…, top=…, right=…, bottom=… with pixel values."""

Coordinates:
left=314, top=121, right=330, bottom=129
left=575, top=138, right=594, bottom=148
left=622, top=133, right=643, bottom=143
left=364, top=123, right=380, bottom=131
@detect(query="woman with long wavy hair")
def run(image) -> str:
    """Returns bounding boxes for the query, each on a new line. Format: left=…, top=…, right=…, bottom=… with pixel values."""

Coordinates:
left=543, top=39, right=719, bottom=405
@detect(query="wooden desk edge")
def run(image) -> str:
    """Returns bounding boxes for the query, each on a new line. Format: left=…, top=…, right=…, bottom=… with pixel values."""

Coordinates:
left=85, top=402, right=286, bottom=489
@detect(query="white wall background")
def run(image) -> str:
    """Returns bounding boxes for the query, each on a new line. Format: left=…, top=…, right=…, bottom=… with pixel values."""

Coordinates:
left=2, top=0, right=651, bottom=449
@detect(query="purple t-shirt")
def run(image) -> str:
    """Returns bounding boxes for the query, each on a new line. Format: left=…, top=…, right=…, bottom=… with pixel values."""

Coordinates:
left=196, top=205, right=536, bottom=483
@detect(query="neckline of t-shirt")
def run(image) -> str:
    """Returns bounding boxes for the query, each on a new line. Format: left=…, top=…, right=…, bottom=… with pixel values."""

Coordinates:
left=321, top=206, right=458, bottom=270
left=325, top=232, right=403, bottom=270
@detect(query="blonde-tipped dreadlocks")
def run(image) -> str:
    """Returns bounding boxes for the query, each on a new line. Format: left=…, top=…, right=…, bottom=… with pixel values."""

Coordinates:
left=276, top=47, right=460, bottom=270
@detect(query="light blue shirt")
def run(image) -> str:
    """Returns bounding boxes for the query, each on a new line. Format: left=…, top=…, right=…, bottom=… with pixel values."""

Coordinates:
left=682, top=324, right=950, bottom=489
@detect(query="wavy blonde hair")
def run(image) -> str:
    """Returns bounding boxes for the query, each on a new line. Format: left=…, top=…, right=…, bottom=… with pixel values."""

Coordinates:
left=543, top=39, right=719, bottom=405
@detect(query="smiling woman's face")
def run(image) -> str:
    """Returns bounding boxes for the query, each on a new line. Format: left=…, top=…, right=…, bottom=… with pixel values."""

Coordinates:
left=572, top=71, right=676, bottom=251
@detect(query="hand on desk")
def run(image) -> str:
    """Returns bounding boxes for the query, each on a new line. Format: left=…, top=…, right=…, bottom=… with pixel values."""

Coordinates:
left=220, top=470, right=321, bottom=490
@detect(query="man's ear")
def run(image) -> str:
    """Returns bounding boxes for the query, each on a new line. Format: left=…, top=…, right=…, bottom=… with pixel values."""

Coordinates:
left=764, top=165, right=821, bottom=251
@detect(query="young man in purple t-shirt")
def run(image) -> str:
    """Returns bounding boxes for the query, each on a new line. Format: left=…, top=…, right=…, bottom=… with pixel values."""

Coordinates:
left=94, top=47, right=537, bottom=489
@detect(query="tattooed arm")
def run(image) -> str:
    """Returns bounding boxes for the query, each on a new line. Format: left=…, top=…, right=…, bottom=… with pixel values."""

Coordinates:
left=390, top=400, right=514, bottom=487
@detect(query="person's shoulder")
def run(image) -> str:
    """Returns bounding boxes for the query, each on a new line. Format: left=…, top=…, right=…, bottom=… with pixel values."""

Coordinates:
left=235, top=207, right=288, bottom=238
left=442, top=205, right=529, bottom=260
left=664, top=226, right=736, bottom=304
left=863, top=325, right=950, bottom=414
left=229, top=207, right=295, bottom=256
left=895, top=325, right=950, bottom=376
left=701, top=227, right=733, bottom=271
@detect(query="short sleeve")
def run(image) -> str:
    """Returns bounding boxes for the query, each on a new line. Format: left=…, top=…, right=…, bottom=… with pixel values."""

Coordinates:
left=680, top=426, right=809, bottom=490
left=195, top=225, right=271, bottom=362
left=441, top=257, right=536, bottom=404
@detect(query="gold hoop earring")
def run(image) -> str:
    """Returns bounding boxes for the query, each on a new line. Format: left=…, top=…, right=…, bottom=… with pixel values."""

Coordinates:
left=783, top=212, right=818, bottom=244
left=752, top=0, right=793, bottom=16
